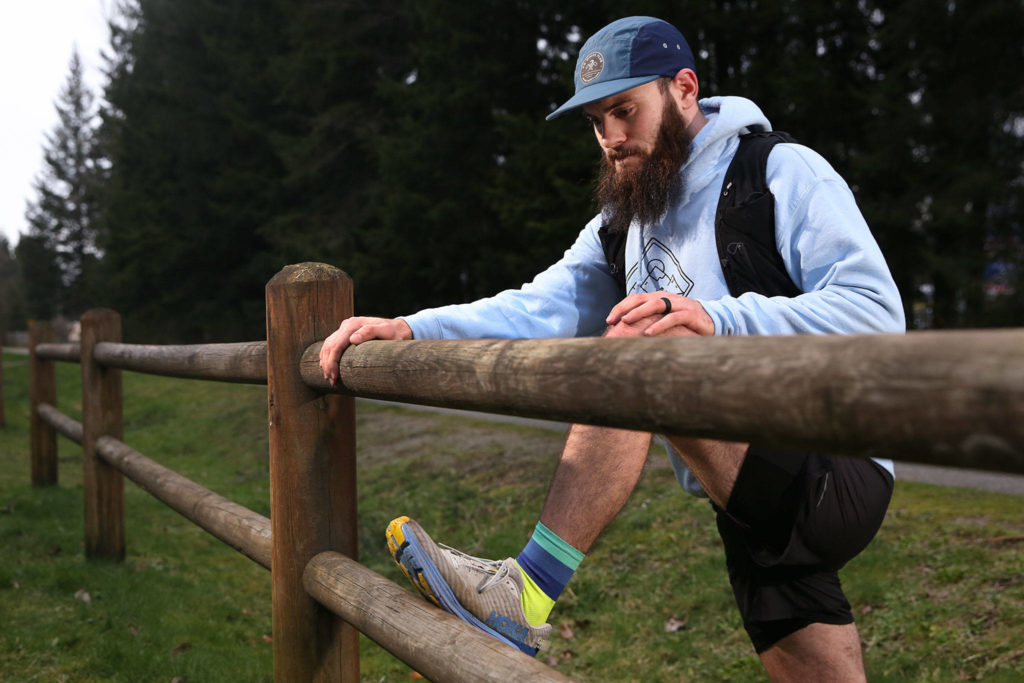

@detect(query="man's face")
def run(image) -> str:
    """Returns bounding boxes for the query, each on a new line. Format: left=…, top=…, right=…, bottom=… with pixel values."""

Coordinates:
left=587, top=79, right=693, bottom=234
left=583, top=80, right=666, bottom=170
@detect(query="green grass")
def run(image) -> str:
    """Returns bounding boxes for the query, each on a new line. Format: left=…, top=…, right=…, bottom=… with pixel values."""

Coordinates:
left=2, top=348, right=1023, bottom=681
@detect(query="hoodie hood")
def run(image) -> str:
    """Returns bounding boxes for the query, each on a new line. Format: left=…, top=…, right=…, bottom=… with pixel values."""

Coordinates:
left=679, top=96, right=773, bottom=201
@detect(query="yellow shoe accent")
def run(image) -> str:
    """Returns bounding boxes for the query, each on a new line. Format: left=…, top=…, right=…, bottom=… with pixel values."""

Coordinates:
left=386, top=516, right=441, bottom=607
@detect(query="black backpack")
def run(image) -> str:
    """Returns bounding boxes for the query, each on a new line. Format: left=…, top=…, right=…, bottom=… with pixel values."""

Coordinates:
left=598, top=130, right=803, bottom=299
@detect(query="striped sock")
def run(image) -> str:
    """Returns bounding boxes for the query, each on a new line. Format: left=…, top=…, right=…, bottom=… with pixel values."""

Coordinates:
left=515, top=522, right=584, bottom=626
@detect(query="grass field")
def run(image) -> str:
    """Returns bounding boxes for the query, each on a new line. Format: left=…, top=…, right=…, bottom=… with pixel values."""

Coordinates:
left=1, top=348, right=1023, bottom=681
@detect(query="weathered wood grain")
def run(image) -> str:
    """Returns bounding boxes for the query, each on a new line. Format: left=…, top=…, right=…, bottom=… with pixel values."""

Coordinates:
left=37, top=403, right=83, bottom=443
left=266, top=263, right=358, bottom=682
left=93, top=341, right=267, bottom=384
left=304, top=552, right=572, bottom=683
left=81, top=309, right=125, bottom=560
left=96, top=435, right=272, bottom=569
left=29, top=322, right=57, bottom=486
left=34, top=342, right=81, bottom=363
left=302, top=329, right=1024, bottom=473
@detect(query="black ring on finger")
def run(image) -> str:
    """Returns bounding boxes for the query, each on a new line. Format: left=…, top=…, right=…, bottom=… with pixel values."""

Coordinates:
left=661, top=297, right=672, bottom=314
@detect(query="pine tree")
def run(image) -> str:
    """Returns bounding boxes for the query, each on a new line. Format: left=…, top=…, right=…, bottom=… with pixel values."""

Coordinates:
left=13, top=234, right=60, bottom=320
left=97, top=0, right=286, bottom=342
left=23, top=49, right=101, bottom=318
left=263, top=0, right=405, bottom=268
left=0, top=236, right=26, bottom=331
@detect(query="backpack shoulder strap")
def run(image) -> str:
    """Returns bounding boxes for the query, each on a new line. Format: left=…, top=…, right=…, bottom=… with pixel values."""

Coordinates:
left=715, top=130, right=803, bottom=298
left=598, top=224, right=628, bottom=293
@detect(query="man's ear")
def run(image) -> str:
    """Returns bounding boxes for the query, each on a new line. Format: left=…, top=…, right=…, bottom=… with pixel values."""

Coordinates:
left=670, top=68, right=700, bottom=107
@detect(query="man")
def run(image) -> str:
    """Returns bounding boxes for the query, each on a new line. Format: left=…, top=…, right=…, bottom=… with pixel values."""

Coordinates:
left=319, top=16, right=903, bottom=680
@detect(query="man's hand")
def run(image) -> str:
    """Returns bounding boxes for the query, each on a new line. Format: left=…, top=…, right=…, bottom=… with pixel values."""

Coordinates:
left=605, top=291, right=715, bottom=337
left=318, top=317, right=413, bottom=386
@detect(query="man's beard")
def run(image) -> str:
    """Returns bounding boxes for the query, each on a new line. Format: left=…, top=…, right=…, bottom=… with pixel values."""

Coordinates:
left=594, top=96, right=692, bottom=234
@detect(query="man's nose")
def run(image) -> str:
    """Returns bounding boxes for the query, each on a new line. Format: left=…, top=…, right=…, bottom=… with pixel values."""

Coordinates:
left=597, top=119, right=627, bottom=149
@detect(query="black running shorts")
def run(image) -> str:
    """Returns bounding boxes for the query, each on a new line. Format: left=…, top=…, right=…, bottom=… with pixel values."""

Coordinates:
left=714, top=446, right=894, bottom=653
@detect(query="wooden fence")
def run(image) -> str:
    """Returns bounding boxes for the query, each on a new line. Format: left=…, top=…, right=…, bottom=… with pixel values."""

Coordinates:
left=22, top=262, right=1024, bottom=681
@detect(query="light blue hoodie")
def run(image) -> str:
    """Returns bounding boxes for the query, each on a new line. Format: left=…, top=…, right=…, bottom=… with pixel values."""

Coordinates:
left=403, top=96, right=904, bottom=483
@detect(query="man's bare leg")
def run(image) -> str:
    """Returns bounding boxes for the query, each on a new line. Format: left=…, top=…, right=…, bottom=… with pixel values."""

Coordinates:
left=664, top=435, right=747, bottom=509
left=535, top=313, right=688, bottom=552
left=538, top=425, right=652, bottom=552
left=759, top=622, right=866, bottom=682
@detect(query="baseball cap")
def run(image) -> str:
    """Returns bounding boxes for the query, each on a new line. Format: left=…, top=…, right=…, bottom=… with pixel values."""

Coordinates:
left=546, top=16, right=695, bottom=121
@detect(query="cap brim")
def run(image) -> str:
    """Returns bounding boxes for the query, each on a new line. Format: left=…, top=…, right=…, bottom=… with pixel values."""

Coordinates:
left=545, top=74, right=661, bottom=121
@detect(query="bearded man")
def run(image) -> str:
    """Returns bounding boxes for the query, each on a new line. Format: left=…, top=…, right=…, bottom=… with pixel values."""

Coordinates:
left=319, top=16, right=904, bottom=681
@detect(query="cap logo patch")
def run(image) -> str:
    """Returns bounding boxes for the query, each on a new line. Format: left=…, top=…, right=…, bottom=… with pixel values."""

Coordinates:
left=580, top=51, right=604, bottom=83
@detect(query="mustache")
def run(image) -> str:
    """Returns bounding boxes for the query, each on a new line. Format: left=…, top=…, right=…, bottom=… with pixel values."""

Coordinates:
left=606, top=147, right=646, bottom=162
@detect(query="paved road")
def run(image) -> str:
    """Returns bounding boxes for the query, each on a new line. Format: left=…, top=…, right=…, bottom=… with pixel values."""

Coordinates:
left=361, top=400, right=1024, bottom=497
left=892, top=461, right=1024, bottom=496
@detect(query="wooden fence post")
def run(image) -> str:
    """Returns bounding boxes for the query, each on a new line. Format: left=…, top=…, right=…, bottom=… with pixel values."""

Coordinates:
left=266, top=263, right=358, bottom=682
left=81, top=309, right=125, bottom=560
left=29, top=321, right=57, bottom=485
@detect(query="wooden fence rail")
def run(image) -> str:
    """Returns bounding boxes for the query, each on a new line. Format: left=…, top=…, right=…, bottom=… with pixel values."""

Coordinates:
left=94, top=341, right=268, bottom=383
left=19, top=260, right=1024, bottom=681
left=96, top=435, right=274, bottom=570
left=37, top=402, right=83, bottom=443
left=302, top=329, right=1024, bottom=475
left=35, top=342, right=82, bottom=363
left=304, top=551, right=572, bottom=682
left=32, top=341, right=270, bottom=383
left=31, top=393, right=567, bottom=682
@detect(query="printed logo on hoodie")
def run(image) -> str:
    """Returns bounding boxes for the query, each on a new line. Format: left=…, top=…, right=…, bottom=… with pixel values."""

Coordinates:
left=627, top=237, right=694, bottom=297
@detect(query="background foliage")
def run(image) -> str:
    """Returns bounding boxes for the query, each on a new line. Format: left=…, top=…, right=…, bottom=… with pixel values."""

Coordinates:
left=14, top=0, right=1024, bottom=341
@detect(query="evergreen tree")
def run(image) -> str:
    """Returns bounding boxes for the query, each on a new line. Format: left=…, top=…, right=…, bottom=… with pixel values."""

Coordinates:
left=363, top=0, right=618, bottom=314
left=263, top=0, right=409, bottom=297
left=23, top=49, right=101, bottom=318
left=14, top=234, right=60, bottom=320
left=0, top=237, right=26, bottom=331
left=97, top=0, right=287, bottom=342
left=857, top=0, right=1024, bottom=327
left=86, top=0, right=1021, bottom=333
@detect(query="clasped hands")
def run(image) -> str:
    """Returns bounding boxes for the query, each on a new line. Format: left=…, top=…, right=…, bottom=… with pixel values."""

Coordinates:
left=604, top=291, right=714, bottom=337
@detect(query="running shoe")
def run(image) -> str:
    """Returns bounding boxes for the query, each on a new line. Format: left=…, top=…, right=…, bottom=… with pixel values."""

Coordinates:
left=386, top=516, right=551, bottom=656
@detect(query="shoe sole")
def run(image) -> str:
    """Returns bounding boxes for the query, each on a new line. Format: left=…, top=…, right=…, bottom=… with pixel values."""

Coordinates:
left=386, top=516, right=537, bottom=656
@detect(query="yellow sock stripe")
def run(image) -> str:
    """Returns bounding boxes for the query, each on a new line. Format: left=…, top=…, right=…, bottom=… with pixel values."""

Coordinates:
left=515, top=560, right=556, bottom=627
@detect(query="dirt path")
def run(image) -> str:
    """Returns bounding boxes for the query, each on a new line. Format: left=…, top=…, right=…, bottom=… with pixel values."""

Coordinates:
left=362, top=400, right=1024, bottom=497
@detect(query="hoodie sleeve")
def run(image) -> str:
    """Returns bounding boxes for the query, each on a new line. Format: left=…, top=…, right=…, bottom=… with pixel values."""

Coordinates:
left=401, top=217, right=622, bottom=340
left=700, top=144, right=906, bottom=336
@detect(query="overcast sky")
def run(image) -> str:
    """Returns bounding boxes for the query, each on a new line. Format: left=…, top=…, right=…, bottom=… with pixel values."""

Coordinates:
left=1, top=1, right=111, bottom=248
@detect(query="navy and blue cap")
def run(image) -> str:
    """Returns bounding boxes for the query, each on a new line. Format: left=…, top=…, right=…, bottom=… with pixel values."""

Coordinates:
left=546, top=16, right=695, bottom=121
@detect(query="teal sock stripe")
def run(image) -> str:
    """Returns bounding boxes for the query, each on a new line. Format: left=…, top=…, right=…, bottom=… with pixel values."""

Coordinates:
left=533, top=521, right=584, bottom=570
